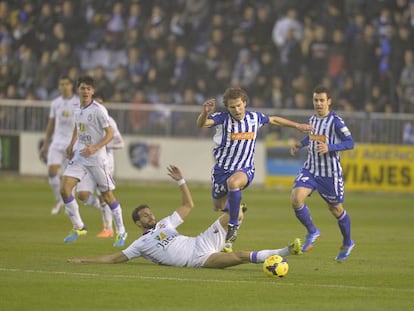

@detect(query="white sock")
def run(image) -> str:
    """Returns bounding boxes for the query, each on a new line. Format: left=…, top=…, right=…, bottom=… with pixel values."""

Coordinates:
left=48, top=175, right=62, bottom=202
left=64, top=198, right=85, bottom=229
left=100, top=202, right=113, bottom=230
left=110, top=203, right=126, bottom=234
left=250, top=246, right=290, bottom=263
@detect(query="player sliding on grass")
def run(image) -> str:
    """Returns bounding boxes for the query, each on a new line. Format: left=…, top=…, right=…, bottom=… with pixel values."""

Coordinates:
left=68, top=165, right=303, bottom=268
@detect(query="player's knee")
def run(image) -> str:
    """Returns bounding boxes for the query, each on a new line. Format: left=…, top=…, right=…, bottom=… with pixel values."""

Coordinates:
left=290, top=195, right=303, bottom=209
left=329, top=204, right=343, bottom=217
left=77, top=191, right=89, bottom=202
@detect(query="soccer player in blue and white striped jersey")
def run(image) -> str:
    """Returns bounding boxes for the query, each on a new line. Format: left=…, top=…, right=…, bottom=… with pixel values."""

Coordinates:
left=290, top=85, right=355, bottom=261
left=197, top=87, right=313, bottom=252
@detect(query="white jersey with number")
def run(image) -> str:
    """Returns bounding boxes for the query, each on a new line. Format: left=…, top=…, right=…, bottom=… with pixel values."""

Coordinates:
left=49, top=95, right=80, bottom=149
left=72, top=100, right=111, bottom=166
left=122, top=211, right=226, bottom=268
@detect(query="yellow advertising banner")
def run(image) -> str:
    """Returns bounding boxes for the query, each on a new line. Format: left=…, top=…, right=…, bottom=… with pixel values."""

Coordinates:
left=265, top=143, right=414, bottom=192
left=341, top=144, right=414, bottom=192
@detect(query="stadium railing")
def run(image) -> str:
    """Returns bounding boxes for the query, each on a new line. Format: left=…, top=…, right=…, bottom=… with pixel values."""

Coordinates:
left=1, top=99, right=413, bottom=144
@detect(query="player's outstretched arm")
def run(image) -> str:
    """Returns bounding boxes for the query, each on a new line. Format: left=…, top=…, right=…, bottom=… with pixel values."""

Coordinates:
left=167, top=165, right=194, bottom=220
left=269, top=116, right=313, bottom=132
left=68, top=252, right=129, bottom=264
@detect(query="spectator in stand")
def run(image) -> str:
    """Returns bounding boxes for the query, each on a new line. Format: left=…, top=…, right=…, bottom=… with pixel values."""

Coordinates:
left=398, top=49, right=414, bottom=112
left=106, top=1, right=125, bottom=49
left=195, top=45, right=222, bottom=97
left=390, top=25, right=413, bottom=84
left=146, top=46, right=172, bottom=95
left=256, top=50, right=279, bottom=105
left=349, top=24, right=378, bottom=104
left=16, top=45, right=37, bottom=97
left=279, top=27, right=303, bottom=86
left=51, top=41, right=80, bottom=79
left=249, top=5, right=275, bottom=52
left=111, top=64, right=132, bottom=102
left=126, top=47, right=149, bottom=90
left=59, top=0, right=88, bottom=47
left=272, top=8, right=303, bottom=50
left=306, top=24, right=330, bottom=86
left=170, top=44, right=194, bottom=96
left=33, top=50, right=55, bottom=100
left=230, top=48, right=261, bottom=94
left=34, top=2, right=55, bottom=54
left=344, top=13, right=366, bottom=46
left=327, top=29, right=347, bottom=88
left=129, top=89, right=150, bottom=133
left=92, top=65, right=114, bottom=100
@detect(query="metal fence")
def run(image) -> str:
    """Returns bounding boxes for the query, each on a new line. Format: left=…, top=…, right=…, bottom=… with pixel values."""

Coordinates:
left=1, top=99, right=413, bottom=144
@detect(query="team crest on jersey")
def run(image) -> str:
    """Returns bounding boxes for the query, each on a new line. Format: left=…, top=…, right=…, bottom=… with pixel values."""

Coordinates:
left=155, top=232, right=167, bottom=241
left=62, top=110, right=71, bottom=118
left=79, top=123, right=86, bottom=133
left=129, top=142, right=160, bottom=169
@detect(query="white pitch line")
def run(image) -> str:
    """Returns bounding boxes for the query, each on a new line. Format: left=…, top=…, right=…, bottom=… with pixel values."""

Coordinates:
left=1, top=267, right=413, bottom=293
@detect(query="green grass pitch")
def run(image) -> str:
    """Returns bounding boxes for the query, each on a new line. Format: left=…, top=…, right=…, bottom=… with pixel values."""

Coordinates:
left=1, top=176, right=413, bottom=311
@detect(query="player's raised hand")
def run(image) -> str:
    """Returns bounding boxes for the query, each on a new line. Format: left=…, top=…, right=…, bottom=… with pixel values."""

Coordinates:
left=203, top=98, right=216, bottom=114
left=167, top=165, right=183, bottom=181
left=290, top=142, right=302, bottom=156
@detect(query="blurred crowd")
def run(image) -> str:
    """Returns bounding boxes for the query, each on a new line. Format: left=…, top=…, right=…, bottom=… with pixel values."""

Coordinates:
left=1, top=0, right=414, bottom=115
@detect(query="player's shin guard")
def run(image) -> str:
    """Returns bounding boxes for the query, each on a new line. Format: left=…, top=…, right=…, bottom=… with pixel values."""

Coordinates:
left=337, top=210, right=352, bottom=246
left=294, top=204, right=317, bottom=234
left=227, top=189, right=241, bottom=226
left=109, top=201, right=126, bottom=234
left=63, top=195, right=85, bottom=229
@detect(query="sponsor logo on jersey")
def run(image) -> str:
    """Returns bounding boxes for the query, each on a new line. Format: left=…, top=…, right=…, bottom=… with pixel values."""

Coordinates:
left=309, top=134, right=326, bottom=142
left=231, top=132, right=254, bottom=140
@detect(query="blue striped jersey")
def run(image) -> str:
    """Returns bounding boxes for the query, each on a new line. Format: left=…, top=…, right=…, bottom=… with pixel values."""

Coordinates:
left=303, top=111, right=353, bottom=177
left=208, top=110, right=269, bottom=171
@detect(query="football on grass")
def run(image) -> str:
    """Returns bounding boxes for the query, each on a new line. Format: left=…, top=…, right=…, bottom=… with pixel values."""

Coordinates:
left=263, top=255, right=289, bottom=278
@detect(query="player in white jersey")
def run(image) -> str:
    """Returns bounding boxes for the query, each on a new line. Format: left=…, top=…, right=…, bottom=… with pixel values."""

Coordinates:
left=60, top=76, right=128, bottom=247
left=196, top=87, right=313, bottom=252
left=39, top=76, right=80, bottom=215
left=290, top=85, right=355, bottom=261
left=68, top=165, right=303, bottom=268
left=77, top=94, right=125, bottom=238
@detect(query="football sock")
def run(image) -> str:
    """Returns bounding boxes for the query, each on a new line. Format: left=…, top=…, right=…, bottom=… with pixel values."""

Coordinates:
left=227, top=189, right=241, bottom=226
left=100, top=202, right=113, bottom=230
left=250, top=247, right=290, bottom=263
left=221, top=201, right=230, bottom=213
left=109, top=201, right=126, bottom=234
left=63, top=195, right=85, bottom=229
left=337, top=210, right=352, bottom=245
left=48, top=174, right=61, bottom=202
left=294, top=204, right=317, bottom=234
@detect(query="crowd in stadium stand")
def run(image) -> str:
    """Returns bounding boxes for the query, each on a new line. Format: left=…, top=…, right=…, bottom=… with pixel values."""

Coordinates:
left=1, top=0, right=414, bottom=114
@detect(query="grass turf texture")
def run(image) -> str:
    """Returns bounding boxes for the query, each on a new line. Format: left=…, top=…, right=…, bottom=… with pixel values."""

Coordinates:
left=1, top=176, right=413, bottom=311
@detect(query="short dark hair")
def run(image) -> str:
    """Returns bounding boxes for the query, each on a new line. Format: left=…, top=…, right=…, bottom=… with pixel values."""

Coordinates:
left=58, top=75, right=73, bottom=84
left=313, top=85, right=331, bottom=99
left=76, top=75, right=95, bottom=88
left=131, top=204, right=150, bottom=222
left=223, top=87, right=249, bottom=107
